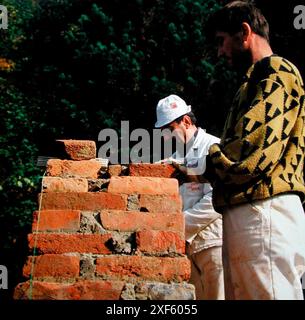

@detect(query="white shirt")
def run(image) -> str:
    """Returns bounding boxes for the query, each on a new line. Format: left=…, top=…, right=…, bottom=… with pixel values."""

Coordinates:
left=173, top=128, right=223, bottom=253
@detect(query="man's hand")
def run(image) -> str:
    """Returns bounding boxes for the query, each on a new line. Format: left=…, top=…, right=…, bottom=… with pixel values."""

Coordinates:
left=171, top=159, right=188, bottom=174
left=171, top=162, right=207, bottom=183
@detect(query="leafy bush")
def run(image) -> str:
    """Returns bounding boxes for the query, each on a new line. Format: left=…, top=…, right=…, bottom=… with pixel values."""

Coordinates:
left=17, top=0, right=231, bottom=141
left=0, top=76, right=43, bottom=299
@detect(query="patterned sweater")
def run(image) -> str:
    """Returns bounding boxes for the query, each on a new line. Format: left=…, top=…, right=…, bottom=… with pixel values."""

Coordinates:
left=208, top=55, right=305, bottom=212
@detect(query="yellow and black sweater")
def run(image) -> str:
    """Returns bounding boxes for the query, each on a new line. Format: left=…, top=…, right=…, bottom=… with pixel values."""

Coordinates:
left=208, top=55, right=305, bottom=212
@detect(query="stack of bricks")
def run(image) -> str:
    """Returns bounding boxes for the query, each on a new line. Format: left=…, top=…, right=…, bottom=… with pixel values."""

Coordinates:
left=14, top=140, right=195, bottom=300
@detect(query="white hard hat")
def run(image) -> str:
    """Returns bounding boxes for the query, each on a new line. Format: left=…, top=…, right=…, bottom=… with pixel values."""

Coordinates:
left=155, top=94, right=191, bottom=128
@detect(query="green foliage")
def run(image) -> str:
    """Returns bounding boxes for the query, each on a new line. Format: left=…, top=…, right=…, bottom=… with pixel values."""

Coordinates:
left=0, top=1, right=39, bottom=299
left=0, top=0, right=34, bottom=57
left=0, top=76, right=43, bottom=299
left=0, top=75, right=41, bottom=237
left=15, top=0, right=230, bottom=138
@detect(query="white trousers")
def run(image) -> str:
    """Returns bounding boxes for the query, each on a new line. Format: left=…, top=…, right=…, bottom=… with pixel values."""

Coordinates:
left=187, top=245, right=225, bottom=300
left=223, top=194, right=305, bottom=300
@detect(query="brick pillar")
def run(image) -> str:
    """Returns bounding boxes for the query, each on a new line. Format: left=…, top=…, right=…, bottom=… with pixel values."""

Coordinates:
left=14, top=140, right=195, bottom=300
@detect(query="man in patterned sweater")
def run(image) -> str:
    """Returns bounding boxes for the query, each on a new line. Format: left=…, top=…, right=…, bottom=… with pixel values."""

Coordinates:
left=206, top=1, right=305, bottom=299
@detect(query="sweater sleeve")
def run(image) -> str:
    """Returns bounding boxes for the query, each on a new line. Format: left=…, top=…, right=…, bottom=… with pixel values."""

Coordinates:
left=209, top=78, right=300, bottom=185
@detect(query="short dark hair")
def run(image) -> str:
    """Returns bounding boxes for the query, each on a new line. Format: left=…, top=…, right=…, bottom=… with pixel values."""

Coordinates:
left=207, top=1, right=270, bottom=43
left=175, top=112, right=197, bottom=125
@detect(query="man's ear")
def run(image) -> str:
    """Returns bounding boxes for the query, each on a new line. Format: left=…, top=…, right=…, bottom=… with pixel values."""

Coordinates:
left=241, top=22, right=252, bottom=43
left=182, top=115, right=192, bottom=128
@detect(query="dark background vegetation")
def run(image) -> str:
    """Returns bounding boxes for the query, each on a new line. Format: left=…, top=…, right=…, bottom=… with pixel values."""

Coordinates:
left=0, top=0, right=304, bottom=299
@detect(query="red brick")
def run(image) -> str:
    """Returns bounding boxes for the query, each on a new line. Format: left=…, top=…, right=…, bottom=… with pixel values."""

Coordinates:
left=100, top=210, right=184, bottom=233
left=139, top=194, right=182, bottom=213
left=42, top=177, right=88, bottom=193
left=96, top=256, right=190, bottom=282
left=129, top=163, right=177, bottom=178
left=14, top=280, right=124, bottom=300
left=32, top=210, right=80, bottom=232
left=108, top=165, right=122, bottom=177
left=56, top=140, right=96, bottom=160
left=28, top=234, right=112, bottom=254
left=23, top=254, right=80, bottom=279
left=40, top=192, right=128, bottom=210
left=108, top=176, right=179, bottom=195
left=46, top=159, right=102, bottom=178
left=136, top=230, right=185, bottom=255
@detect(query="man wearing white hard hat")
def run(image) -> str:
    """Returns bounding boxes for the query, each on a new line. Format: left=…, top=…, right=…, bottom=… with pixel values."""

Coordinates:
left=155, top=94, right=224, bottom=300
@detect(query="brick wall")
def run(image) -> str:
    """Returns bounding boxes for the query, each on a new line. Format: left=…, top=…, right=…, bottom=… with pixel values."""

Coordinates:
left=14, top=140, right=195, bottom=300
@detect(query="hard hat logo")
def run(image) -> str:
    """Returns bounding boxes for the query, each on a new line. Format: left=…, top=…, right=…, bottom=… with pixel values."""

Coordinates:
left=170, top=102, right=178, bottom=109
